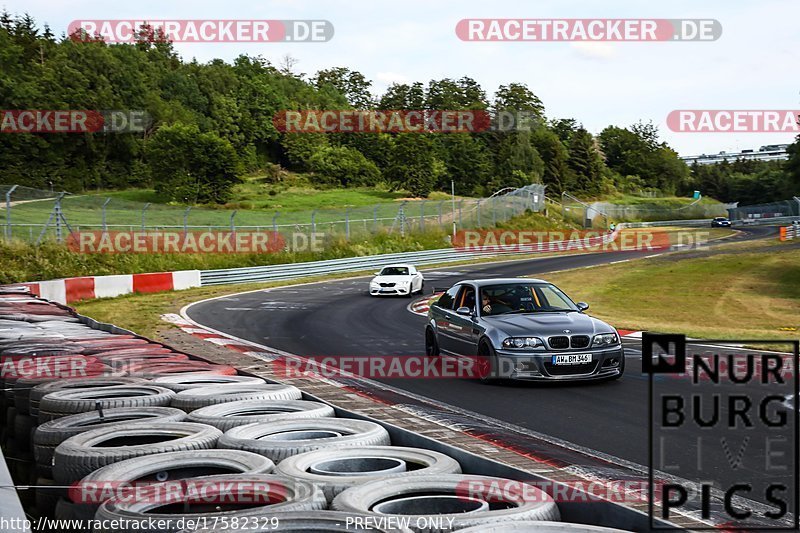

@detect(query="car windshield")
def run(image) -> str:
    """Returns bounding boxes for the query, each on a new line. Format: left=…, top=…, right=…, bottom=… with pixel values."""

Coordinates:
left=380, top=266, right=409, bottom=276
left=714, top=217, right=728, bottom=221
left=479, top=283, right=578, bottom=316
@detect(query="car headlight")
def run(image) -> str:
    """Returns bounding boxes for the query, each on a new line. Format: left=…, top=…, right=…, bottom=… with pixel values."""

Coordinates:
left=501, top=337, right=543, bottom=349
left=593, top=333, right=619, bottom=346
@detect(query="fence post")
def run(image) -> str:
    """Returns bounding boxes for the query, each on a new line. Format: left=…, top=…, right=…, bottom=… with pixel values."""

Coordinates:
left=272, top=211, right=279, bottom=233
left=183, top=206, right=192, bottom=235
left=476, top=199, right=481, bottom=227
left=230, top=210, right=237, bottom=233
left=419, top=200, right=426, bottom=231
left=54, top=194, right=63, bottom=243
left=311, top=210, right=317, bottom=235
left=5, top=184, right=18, bottom=241
left=101, top=197, right=111, bottom=233
left=141, top=203, right=151, bottom=231
left=492, top=197, right=496, bottom=226
left=345, top=208, right=351, bottom=240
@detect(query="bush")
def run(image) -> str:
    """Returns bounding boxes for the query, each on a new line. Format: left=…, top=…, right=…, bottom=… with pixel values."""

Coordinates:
left=307, top=146, right=381, bottom=187
left=148, top=123, right=242, bottom=204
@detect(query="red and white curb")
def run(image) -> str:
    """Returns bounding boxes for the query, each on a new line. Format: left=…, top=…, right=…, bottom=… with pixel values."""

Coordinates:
left=3, top=270, right=200, bottom=305
left=408, top=293, right=442, bottom=316
left=161, top=312, right=280, bottom=360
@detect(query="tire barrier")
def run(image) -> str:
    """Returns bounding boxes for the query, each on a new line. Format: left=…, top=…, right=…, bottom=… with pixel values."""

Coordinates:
left=331, top=475, right=560, bottom=532
left=186, top=399, right=335, bottom=431
left=33, top=406, right=187, bottom=478
left=0, top=287, right=639, bottom=531
left=218, top=418, right=392, bottom=462
left=52, top=422, right=222, bottom=485
left=276, top=446, right=462, bottom=500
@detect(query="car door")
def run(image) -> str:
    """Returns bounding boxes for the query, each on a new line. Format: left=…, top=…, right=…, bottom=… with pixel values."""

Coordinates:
left=448, top=284, right=480, bottom=356
left=430, top=284, right=460, bottom=353
left=409, top=267, right=423, bottom=292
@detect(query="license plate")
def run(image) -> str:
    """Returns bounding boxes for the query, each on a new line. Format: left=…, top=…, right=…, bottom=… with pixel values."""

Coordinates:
left=552, top=354, right=592, bottom=365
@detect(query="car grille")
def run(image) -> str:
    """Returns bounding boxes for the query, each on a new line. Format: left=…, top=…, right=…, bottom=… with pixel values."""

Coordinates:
left=379, top=283, right=395, bottom=287
left=548, top=336, right=569, bottom=349
left=544, top=361, right=598, bottom=376
left=570, top=335, right=590, bottom=349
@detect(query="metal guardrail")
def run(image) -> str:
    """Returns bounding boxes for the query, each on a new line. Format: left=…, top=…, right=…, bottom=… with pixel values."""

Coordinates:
left=201, top=248, right=495, bottom=285
left=200, top=230, right=621, bottom=286
left=200, top=215, right=794, bottom=286
left=626, top=215, right=799, bottom=228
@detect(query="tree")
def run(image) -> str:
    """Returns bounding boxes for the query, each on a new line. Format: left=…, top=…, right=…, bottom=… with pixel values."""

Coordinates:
left=531, top=129, right=571, bottom=192
left=493, top=83, right=545, bottom=118
left=313, top=67, right=374, bottom=109
left=598, top=124, right=689, bottom=193
left=550, top=118, right=579, bottom=145
left=378, top=82, right=425, bottom=110
left=148, top=123, right=241, bottom=204
left=567, top=128, right=604, bottom=194
left=385, top=134, right=442, bottom=197
left=495, top=131, right=544, bottom=185
left=786, top=134, right=800, bottom=190
left=437, top=134, right=492, bottom=194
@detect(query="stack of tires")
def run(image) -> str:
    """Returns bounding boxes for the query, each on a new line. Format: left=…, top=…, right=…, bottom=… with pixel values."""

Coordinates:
left=1, top=289, right=629, bottom=532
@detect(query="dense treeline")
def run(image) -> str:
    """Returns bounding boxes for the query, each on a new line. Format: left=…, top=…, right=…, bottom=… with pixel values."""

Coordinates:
left=1, top=14, right=798, bottom=204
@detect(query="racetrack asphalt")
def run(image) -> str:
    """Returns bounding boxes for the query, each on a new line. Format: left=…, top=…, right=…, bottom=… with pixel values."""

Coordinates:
left=187, top=225, right=796, bottom=515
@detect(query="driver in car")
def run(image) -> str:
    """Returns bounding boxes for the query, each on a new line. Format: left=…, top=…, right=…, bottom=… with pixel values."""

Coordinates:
left=481, top=293, right=493, bottom=314
left=481, top=291, right=514, bottom=315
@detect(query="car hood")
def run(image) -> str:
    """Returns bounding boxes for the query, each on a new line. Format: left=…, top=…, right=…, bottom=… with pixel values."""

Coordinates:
left=483, top=312, right=613, bottom=337
left=371, top=275, right=412, bottom=283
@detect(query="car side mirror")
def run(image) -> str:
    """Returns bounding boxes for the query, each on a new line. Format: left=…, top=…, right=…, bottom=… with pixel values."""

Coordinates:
left=576, top=302, right=589, bottom=312
left=455, top=306, right=473, bottom=316
left=374, top=272, right=381, bottom=276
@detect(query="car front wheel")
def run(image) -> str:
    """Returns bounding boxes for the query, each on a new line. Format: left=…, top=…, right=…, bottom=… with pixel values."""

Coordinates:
left=476, top=341, right=498, bottom=383
left=425, top=327, right=440, bottom=357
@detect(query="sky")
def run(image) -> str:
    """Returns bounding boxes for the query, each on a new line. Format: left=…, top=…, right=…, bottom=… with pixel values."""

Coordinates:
left=6, top=0, right=799, bottom=155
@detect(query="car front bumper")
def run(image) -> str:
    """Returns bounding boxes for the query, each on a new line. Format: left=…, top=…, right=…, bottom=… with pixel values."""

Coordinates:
left=493, top=345, right=625, bottom=380
left=370, top=286, right=411, bottom=296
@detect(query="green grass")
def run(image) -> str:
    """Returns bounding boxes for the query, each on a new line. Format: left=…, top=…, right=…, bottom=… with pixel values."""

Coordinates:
left=544, top=247, right=800, bottom=340
left=5, top=179, right=471, bottom=237
left=598, top=193, right=721, bottom=207
left=0, top=230, right=454, bottom=283
left=0, top=204, right=584, bottom=283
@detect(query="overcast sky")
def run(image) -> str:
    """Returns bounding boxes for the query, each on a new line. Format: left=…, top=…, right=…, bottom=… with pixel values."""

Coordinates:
left=7, top=0, right=799, bottom=155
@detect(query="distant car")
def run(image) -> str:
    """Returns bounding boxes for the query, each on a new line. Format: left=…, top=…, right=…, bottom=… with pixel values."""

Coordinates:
left=369, top=264, right=424, bottom=297
left=425, top=278, right=624, bottom=382
left=711, top=216, right=732, bottom=227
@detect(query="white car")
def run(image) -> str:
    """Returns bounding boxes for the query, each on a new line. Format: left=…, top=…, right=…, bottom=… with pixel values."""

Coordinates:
left=369, top=264, right=424, bottom=297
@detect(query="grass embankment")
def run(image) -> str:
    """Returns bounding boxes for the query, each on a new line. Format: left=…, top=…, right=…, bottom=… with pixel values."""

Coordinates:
left=0, top=211, right=575, bottom=283
left=599, top=193, right=721, bottom=207
left=545, top=246, right=800, bottom=340
left=7, top=178, right=458, bottom=229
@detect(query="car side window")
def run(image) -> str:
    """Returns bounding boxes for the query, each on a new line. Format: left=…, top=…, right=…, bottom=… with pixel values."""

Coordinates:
left=456, top=286, right=476, bottom=312
left=434, top=285, right=460, bottom=310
